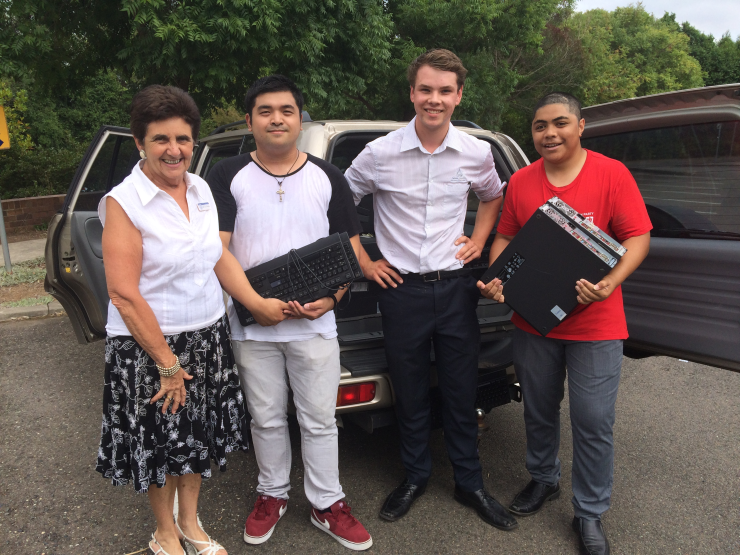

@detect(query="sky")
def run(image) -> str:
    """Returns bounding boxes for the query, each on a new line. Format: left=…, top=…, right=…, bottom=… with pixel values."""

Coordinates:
left=575, top=0, right=740, bottom=40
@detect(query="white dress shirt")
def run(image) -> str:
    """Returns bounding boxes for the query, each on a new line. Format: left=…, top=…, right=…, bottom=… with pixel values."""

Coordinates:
left=345, top=118, right=504, bottom=274
left=99, top=162, right=225, bottom=336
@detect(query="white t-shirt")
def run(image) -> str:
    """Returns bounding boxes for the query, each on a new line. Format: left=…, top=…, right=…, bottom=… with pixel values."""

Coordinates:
left=99, top=162, right=225, bottom=336
left=345, top=119, right=505, bottom=274
left=207, top=153, right=362, bottom=343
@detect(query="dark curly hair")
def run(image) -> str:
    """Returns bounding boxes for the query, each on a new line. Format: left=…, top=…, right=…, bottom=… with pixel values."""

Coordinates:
left=129, top=85, right=201, bottom=143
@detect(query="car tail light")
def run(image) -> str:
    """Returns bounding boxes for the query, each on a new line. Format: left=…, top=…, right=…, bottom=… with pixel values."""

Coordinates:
left=336, top=382, right=376, bottom=407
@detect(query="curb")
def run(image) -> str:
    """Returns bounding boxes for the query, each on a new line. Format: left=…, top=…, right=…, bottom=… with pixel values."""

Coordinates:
left=0, top=300, right=65, bottom=323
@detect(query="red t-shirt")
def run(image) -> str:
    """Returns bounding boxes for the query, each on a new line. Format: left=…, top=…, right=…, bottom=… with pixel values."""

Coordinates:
left=496, top=150, right=652, bottom=341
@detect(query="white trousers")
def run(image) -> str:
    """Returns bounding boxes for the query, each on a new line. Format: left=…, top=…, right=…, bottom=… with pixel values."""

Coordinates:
left=232, top=336, right=344, bottom=510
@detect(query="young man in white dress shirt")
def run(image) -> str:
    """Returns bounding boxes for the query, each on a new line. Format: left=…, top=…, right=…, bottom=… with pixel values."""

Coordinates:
left=344, top=49, right=517, bottom=531
left=207, top=75, right=372, bottom=551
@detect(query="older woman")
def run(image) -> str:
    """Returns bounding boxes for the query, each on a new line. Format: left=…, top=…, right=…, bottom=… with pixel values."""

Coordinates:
left=95, top=85, right=288, bottom=555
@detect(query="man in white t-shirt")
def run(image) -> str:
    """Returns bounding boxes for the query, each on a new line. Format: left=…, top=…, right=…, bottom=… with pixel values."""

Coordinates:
left=207, top=75, right=372, bottom=551
left=344, top=49, right=517, bottom=531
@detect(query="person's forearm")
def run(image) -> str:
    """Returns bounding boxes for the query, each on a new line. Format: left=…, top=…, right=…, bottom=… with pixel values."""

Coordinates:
left=604, top=233, right=650, bottom=287
left=332, top=235, right=363, bottom=302
left=356, top=240, right=374, bottom=274
left=470, top=196, right=503, bottom=247
left=109, top=292, right=175, bottom=367
left=213, top=248, right=266, bottom=311
left=488, top=233, right=514, bottom=265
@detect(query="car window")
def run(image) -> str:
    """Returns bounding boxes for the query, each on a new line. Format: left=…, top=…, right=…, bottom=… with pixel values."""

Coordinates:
left=583, top=121, right=740, bottom=237
left=75, top=133, right=138, bottom=212
left=329, top=132, right=388, bottom=173
left=201, top=140, right=242, bottom=179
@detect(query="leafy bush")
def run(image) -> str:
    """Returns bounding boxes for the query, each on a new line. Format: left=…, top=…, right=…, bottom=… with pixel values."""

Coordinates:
left=0, top=144, right=85, bottom=199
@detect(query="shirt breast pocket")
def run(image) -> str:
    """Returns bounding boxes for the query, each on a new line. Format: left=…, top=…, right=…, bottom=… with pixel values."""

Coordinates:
left=445, top=179, right=471, bottom=210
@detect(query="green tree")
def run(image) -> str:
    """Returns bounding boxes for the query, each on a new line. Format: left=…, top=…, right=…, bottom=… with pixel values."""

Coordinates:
left=0, top=78, right=33, bottom=150
left=106, top=0, right=393, bottom=113
left=325, top=0, right=575, bottom=131
left=0, top=0, right=129, bottom=94
left=25, top=70, right=132, bottom=149
left=679, top=21, right=740, bottom=86
left=569, top=6, right=703, bottom=105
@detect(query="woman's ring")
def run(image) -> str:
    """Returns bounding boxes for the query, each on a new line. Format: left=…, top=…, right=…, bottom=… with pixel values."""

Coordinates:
left=167, top=397, right=174, bottom=401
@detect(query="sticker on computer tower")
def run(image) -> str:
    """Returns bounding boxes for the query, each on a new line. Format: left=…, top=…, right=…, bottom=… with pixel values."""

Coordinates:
left=551, top=305, right=566, bottom=321
left=546, top=197, right=627, bottom=256
left=539, top=204, right=619, bottom=268
left=495, top=252, right=525, bottom=284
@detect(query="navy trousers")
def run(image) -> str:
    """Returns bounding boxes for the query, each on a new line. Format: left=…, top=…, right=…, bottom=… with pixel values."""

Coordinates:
left=513, top=327, right=623, bottom=519
left=379, top=275, right=484, bottom=492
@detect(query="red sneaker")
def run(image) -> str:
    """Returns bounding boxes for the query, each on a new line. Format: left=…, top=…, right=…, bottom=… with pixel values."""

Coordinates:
left=243, top=495, right=287, bottom=545
left=310, top=500, right=373, bottom=551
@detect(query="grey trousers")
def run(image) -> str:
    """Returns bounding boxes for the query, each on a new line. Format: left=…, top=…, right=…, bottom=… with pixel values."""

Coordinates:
left=232, top=336, right=344, bottom=510
left=513, top=327, right=623, bottom=519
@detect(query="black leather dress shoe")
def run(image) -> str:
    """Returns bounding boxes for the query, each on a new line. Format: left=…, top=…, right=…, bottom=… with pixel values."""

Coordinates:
left=379, top=480, right=426, bottom=521
left=572, top=516, right=610, bottom=555
left=453, top=486, right=518, bottom=531
left=508, top=480, right=560, bottom=516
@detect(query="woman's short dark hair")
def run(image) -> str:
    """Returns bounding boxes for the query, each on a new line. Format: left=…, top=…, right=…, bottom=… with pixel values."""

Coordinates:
left=129, top=85, right=201, bottom=143
left=244, top=75, right=304, bottom=117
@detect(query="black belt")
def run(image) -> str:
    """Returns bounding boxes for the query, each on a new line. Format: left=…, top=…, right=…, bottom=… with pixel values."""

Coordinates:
left=402, top=268, right=472, bottom=282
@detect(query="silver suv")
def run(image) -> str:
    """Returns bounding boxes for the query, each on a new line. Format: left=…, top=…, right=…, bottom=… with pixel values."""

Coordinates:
left=44, top=84, right=740, bottom=432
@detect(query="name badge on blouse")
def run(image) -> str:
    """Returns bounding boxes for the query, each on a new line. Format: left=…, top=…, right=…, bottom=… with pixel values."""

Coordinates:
left=197, top=202, right=210, bottom=211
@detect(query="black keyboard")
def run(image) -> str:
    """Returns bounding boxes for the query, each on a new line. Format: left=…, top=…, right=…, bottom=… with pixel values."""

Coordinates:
left=232, top=232, right=364, bottom=326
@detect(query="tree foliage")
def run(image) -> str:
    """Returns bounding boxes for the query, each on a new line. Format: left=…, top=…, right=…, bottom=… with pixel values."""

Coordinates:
left=1, top=0, right=737, bottom=199
left=338, top=0, right=574, bottom=131
left=0, top=79, right=33, bottom=150
left=678, top=22, right=740, bottom=87
left=568, top=6, right=704, bottom=105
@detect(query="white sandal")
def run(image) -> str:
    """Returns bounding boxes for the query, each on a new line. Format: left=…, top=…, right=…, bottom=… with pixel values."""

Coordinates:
left=175, top=519, right=225, bottom=555
left=149, top=533, right=186, bottom=555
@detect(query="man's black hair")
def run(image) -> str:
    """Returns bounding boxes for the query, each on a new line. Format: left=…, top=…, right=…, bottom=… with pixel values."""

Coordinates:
left=533, top=92, right=582, bottom=121
left=244, top=75, right=304, bottom=117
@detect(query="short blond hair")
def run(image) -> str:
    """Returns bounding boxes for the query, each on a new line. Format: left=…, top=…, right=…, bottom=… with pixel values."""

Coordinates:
left=407, top=49, right=467, bottom=89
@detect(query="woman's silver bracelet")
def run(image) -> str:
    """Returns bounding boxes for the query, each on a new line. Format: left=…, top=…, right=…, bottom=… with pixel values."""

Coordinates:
left=156, top=356, right=181, bottom=377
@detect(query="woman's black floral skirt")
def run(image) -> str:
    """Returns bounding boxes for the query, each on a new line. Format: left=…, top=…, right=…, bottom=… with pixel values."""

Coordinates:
left=95, top=314, right=248, bottom=493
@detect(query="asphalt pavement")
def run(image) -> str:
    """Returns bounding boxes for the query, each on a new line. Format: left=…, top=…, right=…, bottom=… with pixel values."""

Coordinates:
left=1, top=316, right=739, bottom=554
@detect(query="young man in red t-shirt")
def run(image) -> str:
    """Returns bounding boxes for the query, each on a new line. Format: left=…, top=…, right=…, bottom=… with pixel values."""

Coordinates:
left=479, top=92, right=651, bottom=555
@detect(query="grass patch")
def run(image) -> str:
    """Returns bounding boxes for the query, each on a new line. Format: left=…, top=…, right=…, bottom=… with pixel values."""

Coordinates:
left=0, top=257, right=47, bottom=287
left=1, top=295, right=53, bottom=308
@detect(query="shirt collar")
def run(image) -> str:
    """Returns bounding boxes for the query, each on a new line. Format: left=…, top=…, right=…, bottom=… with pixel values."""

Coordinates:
left=132, top=161, right=199, bottom=206
left=399, top=117, right=463, bottom=154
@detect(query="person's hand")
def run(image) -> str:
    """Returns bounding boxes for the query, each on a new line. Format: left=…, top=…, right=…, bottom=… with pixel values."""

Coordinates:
left=454, top=236, right=483, bottom=264
left=576, top=276, right=615, bottom=305
left=477, top=278, right=505, bottom=303
left=252, top=298, right=290, bottom=326
left=362, top=257, right=403, bottom=289
left=283, top=297, right=335, bottom=320
left=151, top=368, right=192, bottom=414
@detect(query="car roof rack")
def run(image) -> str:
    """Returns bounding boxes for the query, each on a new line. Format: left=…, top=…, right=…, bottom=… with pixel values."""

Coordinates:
left=208, top=120, right=247, bottom=136
left=451, top=120, right=482, bottom=129
left=206, top=111, right=313, bottom=136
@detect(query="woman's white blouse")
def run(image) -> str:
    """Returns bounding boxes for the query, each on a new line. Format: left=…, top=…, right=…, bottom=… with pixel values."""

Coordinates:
left=99, top=162, right=225, bottom=336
